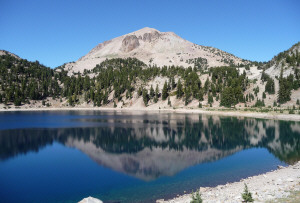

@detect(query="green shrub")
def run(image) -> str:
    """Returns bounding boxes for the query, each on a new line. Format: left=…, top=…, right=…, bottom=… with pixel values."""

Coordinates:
left=190, top=190, right=202, bottom=203
left=242, top=183, right=254, bottom=203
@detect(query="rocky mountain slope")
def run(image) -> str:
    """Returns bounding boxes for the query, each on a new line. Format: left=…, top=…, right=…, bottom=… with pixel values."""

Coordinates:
left=0, top=50, right=20, bottom=59
left=64, top=27, right=249, bottom=74
left=261, top=42, right=300, bottom=106
left=0, top=35, right=299, bottom=111
left=265, top=42, right=300, bottom=78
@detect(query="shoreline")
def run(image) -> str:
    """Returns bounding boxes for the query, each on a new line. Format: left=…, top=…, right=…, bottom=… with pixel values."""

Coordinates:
left=79, top=162, right=300, bottom=203
left=157, top=161, right=300, bottom=203
left=1, top=106, right=300, bottom=121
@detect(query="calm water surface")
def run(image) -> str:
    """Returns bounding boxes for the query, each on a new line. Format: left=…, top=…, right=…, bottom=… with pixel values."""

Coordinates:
left=0, top=111, right=299, bottom=203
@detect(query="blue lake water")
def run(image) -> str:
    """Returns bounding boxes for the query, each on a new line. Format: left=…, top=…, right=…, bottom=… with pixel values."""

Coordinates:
left=0, top=111, right=299, bottom=203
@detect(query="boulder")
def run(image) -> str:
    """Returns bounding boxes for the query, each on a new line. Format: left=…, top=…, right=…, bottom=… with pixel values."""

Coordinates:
left=78, top=196, right=103, bottom=203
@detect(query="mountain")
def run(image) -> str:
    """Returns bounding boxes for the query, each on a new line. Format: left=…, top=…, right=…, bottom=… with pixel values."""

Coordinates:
left=0, top=35, right=299, bottom=111
left=63, top=27, right=249, bottom=74
left=265, top=42, right=300, bottom=78
left=261, top=42, right=300, bottom=104
left=0, top=50, right=20, bottom=59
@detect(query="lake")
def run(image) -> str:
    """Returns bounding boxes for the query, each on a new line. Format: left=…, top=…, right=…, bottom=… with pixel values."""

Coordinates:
left=0, top=111, right=299, bottom=203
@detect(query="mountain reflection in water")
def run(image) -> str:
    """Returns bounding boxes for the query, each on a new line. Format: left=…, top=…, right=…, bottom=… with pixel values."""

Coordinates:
left=0, top=113, right=299, bottom=181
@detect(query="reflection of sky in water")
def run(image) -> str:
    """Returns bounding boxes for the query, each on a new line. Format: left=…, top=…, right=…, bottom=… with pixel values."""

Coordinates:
left=0, top=111, right=299, bottom=203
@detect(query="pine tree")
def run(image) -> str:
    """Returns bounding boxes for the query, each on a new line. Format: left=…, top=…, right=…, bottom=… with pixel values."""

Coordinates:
left=68, top=95, right=73, bottom=106
left=150, top=85, right=155, bottom=98
left=177, top=79, right=183, bottom=98
left=155, top=84, right=159, bottom=98
left=208, top=92, right=213, bottom=104
left=138, top=87, right=143, bottom=96
left=220, top=87, right=235, bottom=107
left=204, top=78, right=210, bottom=93
left=278, top=67, right=291, bottom=103
left=84, top=92, right=89, bottom=102
left=199, top=89, right=204, bottom=101
left=185, top=87, right=191, bottom=105
left=168, top=97, right=171, bottom=106
left=265, top=78, right=275, bottom=94
left=103, top=91, right=108, bottom=104
left=14, top=97, right=21, bottom=106
left=154, top=84, right=159, bottom=103
left=162, top=81, right=168, bottom=100
left=211, top=84, right=216, bottom=97
left=192, top=83, right=199, bottom=99
left=167, top=79, right=171, bottom=91
left=171, top=76, right=176, bottom=89
left=142, top=88, right=149, bottom=106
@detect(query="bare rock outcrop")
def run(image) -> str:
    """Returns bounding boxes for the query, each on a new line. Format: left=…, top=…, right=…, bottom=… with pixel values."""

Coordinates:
left=121, top=35, right=140, bottom=52
left=143, top=31, right=160, bottom=42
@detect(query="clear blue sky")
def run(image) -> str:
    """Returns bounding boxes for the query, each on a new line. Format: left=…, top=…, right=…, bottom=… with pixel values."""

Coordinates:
left=0, top=0, right=299, bottom=68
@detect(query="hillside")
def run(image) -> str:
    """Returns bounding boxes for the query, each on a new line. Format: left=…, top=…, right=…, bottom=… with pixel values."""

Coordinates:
left=63, top=27, right=249, bottom=74
left=262, top=42, right=300, bottom=106
left=0, top=51, right=69, bottom=106
left=0, top=41, right=299, bottom=113
left=265, top=42, right=300, bottom=78
left=0, top=50, right=20, bottom=59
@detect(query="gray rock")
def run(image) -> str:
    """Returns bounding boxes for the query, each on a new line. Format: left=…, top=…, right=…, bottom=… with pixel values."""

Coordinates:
left=78, top=196, right=103, bottom=203
left=121, top=35, right=140, bottom=52
left=143, top=31, right=160, bottom=42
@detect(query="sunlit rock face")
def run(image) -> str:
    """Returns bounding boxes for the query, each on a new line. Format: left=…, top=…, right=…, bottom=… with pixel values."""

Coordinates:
left=63, top=27, right=248, bottom=74
left=265, top=42, right=300, bottom=79
left=0, top=113, right=299, bottom=180
left=121, top=35, right=140, bottom=52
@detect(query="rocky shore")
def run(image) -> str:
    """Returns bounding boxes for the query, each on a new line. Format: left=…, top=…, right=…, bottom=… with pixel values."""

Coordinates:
left=1, top=106, right=300, bottom=122
left=157, top=161, right=300, bottom=203
left=79, top=162, right=300, bottom=203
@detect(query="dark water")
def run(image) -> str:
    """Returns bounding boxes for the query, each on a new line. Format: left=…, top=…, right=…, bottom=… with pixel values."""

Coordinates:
left=0, top=111, right=299, bottom=203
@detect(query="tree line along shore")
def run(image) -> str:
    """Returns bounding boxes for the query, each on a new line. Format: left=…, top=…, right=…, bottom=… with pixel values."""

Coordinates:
left=1, top=46, right=300, bottom=112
